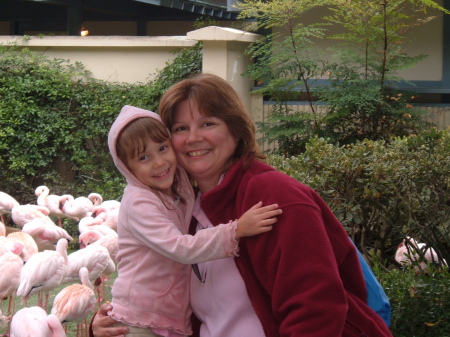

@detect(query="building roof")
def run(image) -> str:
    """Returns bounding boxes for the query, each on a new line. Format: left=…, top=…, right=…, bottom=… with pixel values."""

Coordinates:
left=1, top=0, right=240, bottom=35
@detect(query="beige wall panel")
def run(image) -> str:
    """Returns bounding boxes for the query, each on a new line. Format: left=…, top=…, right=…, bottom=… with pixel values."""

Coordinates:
left=0, top=36, right=197, bottom=83
left=35, top=47, right=179, bottom=83
left=281, top=3, right=444, bottom=82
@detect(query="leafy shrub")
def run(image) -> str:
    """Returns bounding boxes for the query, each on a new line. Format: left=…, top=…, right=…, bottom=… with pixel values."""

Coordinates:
left=0, top=41, right=201, bottom=210
left=256, top=103, right=328, bottom=156
left=375, top=263, right=450, bottom=336
left=267, top=129, right=450, bottom=266
left=145, top=42, right=202, bottom=111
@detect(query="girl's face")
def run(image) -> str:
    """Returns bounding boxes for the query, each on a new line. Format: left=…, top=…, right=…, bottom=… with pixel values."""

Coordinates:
left=170, top=99, right=237, bottom=193
left=126, top=138, right=177, bottom=197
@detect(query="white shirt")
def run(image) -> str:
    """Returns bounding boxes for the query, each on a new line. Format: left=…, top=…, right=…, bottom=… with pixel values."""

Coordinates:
left=189, top=192, right=265, bottom=337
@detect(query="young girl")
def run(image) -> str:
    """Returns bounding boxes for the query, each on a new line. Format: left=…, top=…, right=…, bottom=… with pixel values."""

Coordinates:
left=106, top=105, right=282, bottom=337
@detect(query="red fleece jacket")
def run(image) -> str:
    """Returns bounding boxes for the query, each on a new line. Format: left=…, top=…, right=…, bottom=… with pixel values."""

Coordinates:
left=190, top=159, right=392, bottom=337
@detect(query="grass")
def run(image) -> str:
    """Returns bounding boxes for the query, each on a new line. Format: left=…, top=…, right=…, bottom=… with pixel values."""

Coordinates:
left=3, top=250, right=117, bottom=337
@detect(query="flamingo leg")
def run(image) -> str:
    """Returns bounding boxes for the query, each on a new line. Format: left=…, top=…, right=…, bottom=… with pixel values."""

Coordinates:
left=5, top=294, right=16, bottom=335
left=100, top=274, right=109, bottom=303
left=38, top=292, right=43, bottom=309
left=76, top=321, right=89, bottom=337
left=7, top=293, right=17, bottom=317
left=94, top=284, right=103, bottom=310
left=84, top=318, right=89, bottom=337
left=44, top=292, right=50, bottom=313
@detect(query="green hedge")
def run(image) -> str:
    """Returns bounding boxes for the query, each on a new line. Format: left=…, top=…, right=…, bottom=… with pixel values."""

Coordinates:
left=267, top=129, right=450, bottom=266
left=375, top=263, right=450, bottom=336
left=0, top=46, right=150, bottom=203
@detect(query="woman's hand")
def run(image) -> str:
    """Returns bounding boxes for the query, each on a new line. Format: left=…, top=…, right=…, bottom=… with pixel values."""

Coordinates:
left=236, top=201, right=282, bottom=239
left=91, top=303, right=128, bottom=337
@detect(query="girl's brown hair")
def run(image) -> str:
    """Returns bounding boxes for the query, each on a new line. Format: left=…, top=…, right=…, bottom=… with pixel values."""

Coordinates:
left=116, top=117, right=183, bottom=203
left=158, top=73, right=266, bottom=173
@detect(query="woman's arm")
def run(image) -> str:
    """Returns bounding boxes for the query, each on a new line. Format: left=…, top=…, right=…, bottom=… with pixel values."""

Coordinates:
left=238, top=173, right=350, bottom=336
left=90, top=303, right=128, bottom=337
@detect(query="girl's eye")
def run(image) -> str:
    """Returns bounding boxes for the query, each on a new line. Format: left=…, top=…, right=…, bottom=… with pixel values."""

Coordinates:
left=159, top=145, right=168, bottom=152
left=138, top=155, right=149, bottom=161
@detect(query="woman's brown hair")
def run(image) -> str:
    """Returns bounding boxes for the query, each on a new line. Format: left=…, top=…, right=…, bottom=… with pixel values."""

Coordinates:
left=116, top=117, right=183, bottom=204
left=158, top=73, right=266, bottom=172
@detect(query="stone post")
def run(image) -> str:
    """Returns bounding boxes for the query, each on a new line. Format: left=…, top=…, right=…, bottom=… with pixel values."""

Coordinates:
left=186, top=26, right=263, bottom=118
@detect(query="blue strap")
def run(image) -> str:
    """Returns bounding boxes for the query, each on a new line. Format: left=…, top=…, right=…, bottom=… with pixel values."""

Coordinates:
left=351, top=239, right=391, bottom=327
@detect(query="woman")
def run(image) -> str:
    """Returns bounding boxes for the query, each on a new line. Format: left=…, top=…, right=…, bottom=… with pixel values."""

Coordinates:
left=92, top=73, right=393, bottom=336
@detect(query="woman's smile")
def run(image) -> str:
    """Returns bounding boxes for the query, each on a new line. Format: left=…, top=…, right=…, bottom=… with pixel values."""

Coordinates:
left=187, top=149, right=211, bottom=157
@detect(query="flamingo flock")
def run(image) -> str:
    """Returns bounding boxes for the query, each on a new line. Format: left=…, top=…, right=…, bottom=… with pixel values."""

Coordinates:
left=0, top=188, right=120, bottom=337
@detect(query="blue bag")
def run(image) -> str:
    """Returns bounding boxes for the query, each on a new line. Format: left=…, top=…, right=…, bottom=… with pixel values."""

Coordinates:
left=352, top=240, right=391, bottom=327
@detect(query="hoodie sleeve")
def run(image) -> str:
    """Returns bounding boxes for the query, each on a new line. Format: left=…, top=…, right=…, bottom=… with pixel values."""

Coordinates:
left=124, top=192, right=238, bottom=264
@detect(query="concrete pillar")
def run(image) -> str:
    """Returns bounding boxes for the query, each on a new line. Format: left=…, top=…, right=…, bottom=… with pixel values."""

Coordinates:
left=186, top=26, right=262, bottom=114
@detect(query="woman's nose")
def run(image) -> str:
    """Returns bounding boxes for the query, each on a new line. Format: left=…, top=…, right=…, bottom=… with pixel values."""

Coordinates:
left=186, top=128, right=201, bottom=143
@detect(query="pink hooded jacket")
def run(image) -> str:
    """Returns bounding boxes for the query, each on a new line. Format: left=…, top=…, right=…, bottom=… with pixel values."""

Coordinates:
left=107, top=105, right=239, bottom=335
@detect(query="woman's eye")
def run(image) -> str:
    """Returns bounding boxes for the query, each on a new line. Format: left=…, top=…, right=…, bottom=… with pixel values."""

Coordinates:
left=173, top=126, right=187, bottom=132
left=203, top=121, right=215, bottom=127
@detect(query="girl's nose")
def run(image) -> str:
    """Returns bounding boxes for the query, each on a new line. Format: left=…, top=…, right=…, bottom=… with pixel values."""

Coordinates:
left=154, top=154, right=165, bottom=167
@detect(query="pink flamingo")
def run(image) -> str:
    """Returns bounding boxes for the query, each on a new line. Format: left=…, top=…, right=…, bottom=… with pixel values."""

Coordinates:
left=62, top=244, right=115, bottom=305
left=0, top=249, right=24, bottom=334
left=59, top=195, right=94, bottom=220
left=21, top=217, right=73, bottom=252
left=17, top=238, right=68, bottom=311
left=0, top=191, right=20, bottom=224
left=11, top=204, right=51, bottom=228
left=78, top=214, right=116, bottom=237
left=395, top=237, right=448, bottom=272
left=88, top=193, right=121, bottom=211
left=10, top=306, right=66, bottom=337
left=7, top=231, right=39, bottom=262
left=79, top=230, right=118, bottom=263
left=91, top=205, right=118, bottom=232
left=51, top=267, right=96, bottom=337
left=35, top=186, right=78, bottom=227
left=0, top=237, right=24, bottom=257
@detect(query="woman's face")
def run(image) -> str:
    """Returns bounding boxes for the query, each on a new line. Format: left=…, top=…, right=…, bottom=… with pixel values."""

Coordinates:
left=170, top=99, right=237, bottom=193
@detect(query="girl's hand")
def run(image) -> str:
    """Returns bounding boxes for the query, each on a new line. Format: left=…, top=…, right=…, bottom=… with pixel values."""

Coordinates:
left=91, top=303, right=128, bottom=337
left=235, top=201, right=282, bottom=239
